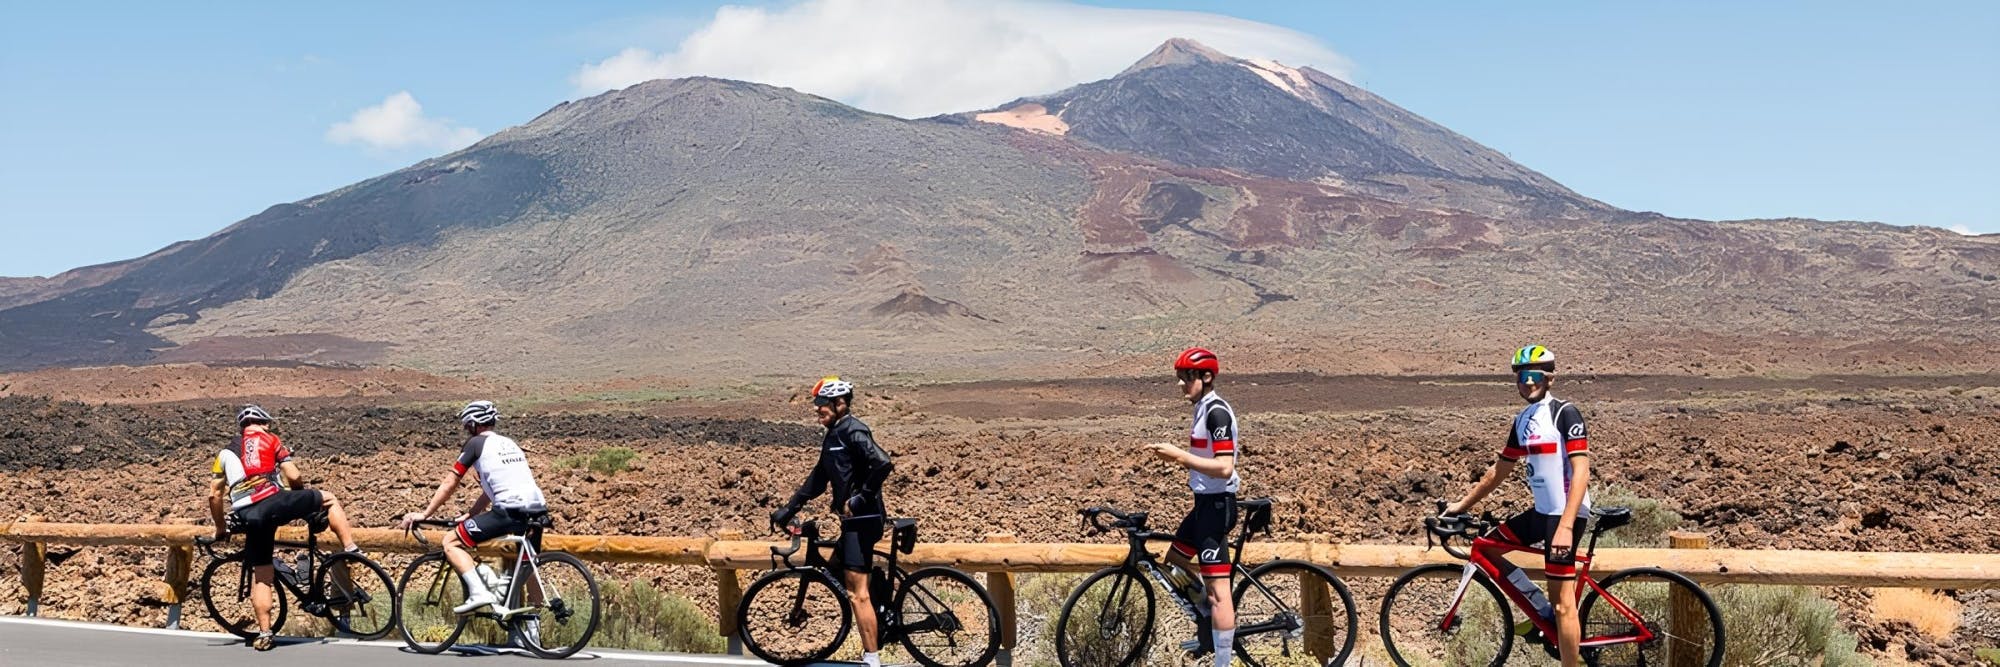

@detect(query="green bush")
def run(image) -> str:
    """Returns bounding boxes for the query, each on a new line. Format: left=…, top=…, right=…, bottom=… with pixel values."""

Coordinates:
left=1713, top=585, right=1868, bottom=665
left=558, top=447, right=639, bottom=475
left=1975, top=647, right=2000, bottom=665
left=595, top=578, right=725, bottom=653
left=1592, top=484, right=1684, bottom=548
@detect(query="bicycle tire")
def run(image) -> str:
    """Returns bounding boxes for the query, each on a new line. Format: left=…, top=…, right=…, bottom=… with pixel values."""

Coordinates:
left=199, top=555, right=288, bottom=639
left=893, top=566, right=1001, bottom=667
left=1054, top=567, right=1155, bottom=667
left=516, top=551, right=602, bottom=659
left=1379, top=563, right=1514, bottom=667
left=738, top=567, right=853, bottom=666
left=314, top=551, right=398, bottom=640
left=1578, top=567, right=1724, bottom=667
left=394, top=552, right=468, bottom=654
left=1232, top=559, right=1358, bottom=667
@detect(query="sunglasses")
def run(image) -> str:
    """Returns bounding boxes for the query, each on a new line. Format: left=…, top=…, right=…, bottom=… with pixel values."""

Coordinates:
left=1515, top=369, right=1549, bottom=385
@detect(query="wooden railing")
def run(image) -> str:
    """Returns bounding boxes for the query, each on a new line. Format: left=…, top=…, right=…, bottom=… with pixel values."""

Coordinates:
left=6, top=519, right=1999, bottom=663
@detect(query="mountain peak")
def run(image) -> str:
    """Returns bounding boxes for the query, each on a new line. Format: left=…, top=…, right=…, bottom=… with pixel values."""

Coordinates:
left=1120, top=38, right=1238, bottom=75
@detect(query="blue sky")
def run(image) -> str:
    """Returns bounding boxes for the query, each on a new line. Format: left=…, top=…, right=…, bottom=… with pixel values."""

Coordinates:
left=2, top=1, right=1994, bottom=278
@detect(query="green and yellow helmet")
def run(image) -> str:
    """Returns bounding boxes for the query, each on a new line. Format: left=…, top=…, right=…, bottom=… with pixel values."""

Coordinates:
left=1510, top=345, right=1556, bottom=370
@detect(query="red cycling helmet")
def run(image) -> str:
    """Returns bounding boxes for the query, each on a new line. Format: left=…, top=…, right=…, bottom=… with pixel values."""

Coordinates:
left=1174, top=347, right=1220, bottom=374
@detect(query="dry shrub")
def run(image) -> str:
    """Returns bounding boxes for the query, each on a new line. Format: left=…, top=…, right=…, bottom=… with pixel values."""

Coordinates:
left=1869, top=588, right=1960, bottom=640
left=596, top=577, right=724, bottom=653
left=1714, top=585, right=1869, bottom=666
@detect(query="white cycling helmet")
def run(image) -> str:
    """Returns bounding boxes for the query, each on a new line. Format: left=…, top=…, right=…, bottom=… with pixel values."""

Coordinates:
left=810, top=376, right=854, bottom=406
left=458, top=400, right=500, bottom=426
left=237, top=404, right=273, bottom=426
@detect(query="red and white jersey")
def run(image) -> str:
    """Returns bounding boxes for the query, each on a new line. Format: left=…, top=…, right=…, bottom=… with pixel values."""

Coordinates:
left=1502, top=394, right=1591, bottom=515
left=213, top=430, right=292, bottom=510
left=1187, top=392, right=1241, bottom=494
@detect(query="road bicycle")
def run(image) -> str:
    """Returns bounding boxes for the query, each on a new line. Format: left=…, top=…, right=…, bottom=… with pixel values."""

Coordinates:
left=734, top=517, right=1001, bottom=666
left=394, top=515, right=602, bottom=659
left=1378, top=502, right=1725, bottom=666
left=1054, top=499, right=1358, bottom=667
left=194, top=511, right=398, bottom=641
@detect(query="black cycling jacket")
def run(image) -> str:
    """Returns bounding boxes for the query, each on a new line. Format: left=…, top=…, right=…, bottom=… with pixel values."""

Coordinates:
left=785, top=414, right=894, bottom=517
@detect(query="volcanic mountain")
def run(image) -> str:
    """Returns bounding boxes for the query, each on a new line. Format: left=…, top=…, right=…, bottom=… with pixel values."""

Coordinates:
left=1, top=40, right=1993, bottom=379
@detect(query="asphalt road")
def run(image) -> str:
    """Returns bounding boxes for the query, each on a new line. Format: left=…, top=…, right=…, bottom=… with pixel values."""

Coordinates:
left=0, top=616, right=778, bottom=666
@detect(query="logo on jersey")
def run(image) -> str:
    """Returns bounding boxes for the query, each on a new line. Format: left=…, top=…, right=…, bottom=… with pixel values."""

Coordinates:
left=1210, top=422, right=1231, bottom=441
left=1200, top=548, right=1221, bottom=562
left=1567, top=424, right=1586, bottom=438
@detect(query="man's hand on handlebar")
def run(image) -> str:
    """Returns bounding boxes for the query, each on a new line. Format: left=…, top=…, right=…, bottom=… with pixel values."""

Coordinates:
left=397, top=511, right=428, bottom=530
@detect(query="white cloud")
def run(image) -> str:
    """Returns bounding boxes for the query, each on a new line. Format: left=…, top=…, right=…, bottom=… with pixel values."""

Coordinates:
left=1948, top=224, right=1977, bottom=236
left=326, top=91, right=482, bottom=152
left=572, top=0, right=1351, bottom=119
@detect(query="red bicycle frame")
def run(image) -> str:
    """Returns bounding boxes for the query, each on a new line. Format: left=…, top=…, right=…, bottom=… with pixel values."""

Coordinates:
left=1439, top=534, right=1656, bottom=649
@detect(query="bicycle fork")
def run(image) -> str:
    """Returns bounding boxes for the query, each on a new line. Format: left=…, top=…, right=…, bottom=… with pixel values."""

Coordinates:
left=1438, top=561, right=1483, bottom=632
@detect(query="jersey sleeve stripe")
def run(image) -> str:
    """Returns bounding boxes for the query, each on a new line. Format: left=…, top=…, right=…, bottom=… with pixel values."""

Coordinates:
left=452, top=461, right=469, bottom=475
left=1210, top=440, right=1235, bottom=454
left=1564, top=437, right=1588, bottom=451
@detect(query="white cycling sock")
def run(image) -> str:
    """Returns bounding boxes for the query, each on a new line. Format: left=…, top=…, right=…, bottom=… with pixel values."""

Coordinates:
left=1211, top=628, right=1234, bottom=666
left=862, top=651, right=882, bottom=667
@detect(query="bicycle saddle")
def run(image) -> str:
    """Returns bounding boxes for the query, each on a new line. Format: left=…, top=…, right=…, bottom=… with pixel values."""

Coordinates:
left=1590, top=506, right=1633, bottom=532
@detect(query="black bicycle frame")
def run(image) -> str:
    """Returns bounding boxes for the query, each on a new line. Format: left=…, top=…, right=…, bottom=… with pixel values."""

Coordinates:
left=769, top=520, right=946, bottom=643
left=1089, top=505, right=1302, bottom=639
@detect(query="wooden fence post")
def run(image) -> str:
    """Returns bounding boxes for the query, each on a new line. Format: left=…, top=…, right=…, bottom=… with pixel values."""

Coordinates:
left=21, top=540, right=46, bottom=617
left=163, top=544, right=194, bottom=629
left=714, top=529, right=746, bottom=655
left=984, top=534, right=1019, bottom=667
left=19, top=515, right=45, bottom=617
left=1298, top=533, right=1337, bottom=661
left=1668, top=531, right=1711, bottom=667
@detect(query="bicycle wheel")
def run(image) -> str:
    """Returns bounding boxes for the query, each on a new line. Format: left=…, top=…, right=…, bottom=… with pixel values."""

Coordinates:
left=1054, top=567, right=1155, bottom=667
left=200, top=556, right=288, bottom=639
left=738, top=568, right=853, bottom=665
left=1578, top=567, right=1723, bottom=667
left=515, top=551, right=602, bottom=659
left=395, top=552, right=469, bottom=654
left=1232, top=560, right=1358, bottom=667
left=314, top=551, right=398, bottom=639
left=1379, top=563, right=1513, bottom=667
left=893, top=566, right=1001, bottom=667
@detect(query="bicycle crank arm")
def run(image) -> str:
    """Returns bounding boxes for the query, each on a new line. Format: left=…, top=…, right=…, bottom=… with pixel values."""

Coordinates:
left=1235, top=617, right=1302, bottom=637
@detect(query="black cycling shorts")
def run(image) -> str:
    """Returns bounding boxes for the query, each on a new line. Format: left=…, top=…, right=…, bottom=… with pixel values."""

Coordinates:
left=232, top=489, right=323, bottom=567
left=455, top=507, right=544, bottom=547
left=1490, top=510, right=1589, bottom=579
left=1171, top=493, right=1237, bottom=578
left=836, top=514, right=885, bottom=573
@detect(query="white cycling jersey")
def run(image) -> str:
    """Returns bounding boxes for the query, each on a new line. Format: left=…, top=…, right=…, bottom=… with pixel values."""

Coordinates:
left=1502, top=394, right=1591, bottom=515
left=1187, top=392, right=1241, bottom=494
left=453, top=432, right=547, bottom=510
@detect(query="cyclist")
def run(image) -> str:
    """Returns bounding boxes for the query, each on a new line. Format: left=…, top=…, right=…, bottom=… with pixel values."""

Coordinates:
left=1143, top=347, right=1240, bottom=667
left=1444, top=345, right=1592, bottom=667
left=205, top=404, right=362, bottom=651
left=397, top=400, right=550, bottom=623
left=771, top=376, right=895, bottom=667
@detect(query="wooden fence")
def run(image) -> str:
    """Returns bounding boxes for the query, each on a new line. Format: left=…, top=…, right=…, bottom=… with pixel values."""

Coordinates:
left=6, top=519, right=1998, bottom=663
